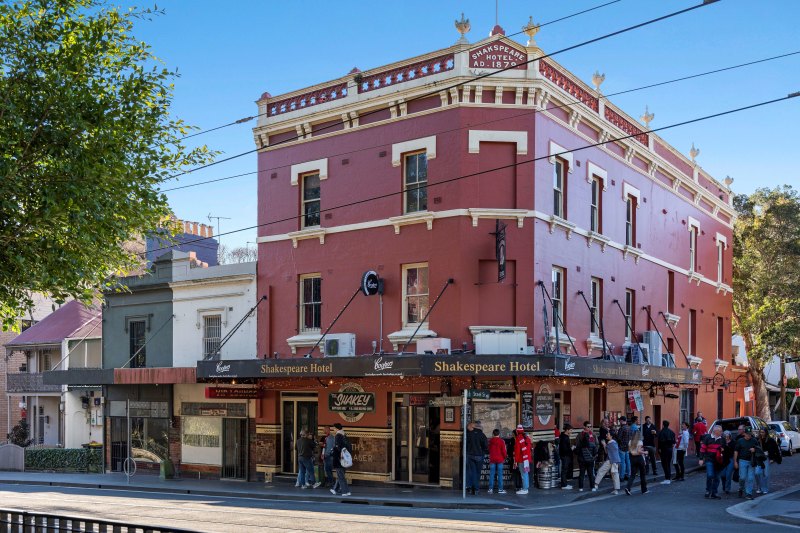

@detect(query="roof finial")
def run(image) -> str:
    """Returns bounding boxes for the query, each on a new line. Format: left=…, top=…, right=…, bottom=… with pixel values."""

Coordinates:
left=724, top=176, right=734, bottom=188
left=689, top=142, right=700, bottom=164
left=455, top=13, right=471, bottom=44
left=522, top=16, right=540, bottom=48
left=592, top=71, right=605, bottom=94
left=640, top=106, right=654, bottom=129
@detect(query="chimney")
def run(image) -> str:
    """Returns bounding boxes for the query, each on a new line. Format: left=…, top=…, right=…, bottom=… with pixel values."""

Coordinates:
left=200, top=224, right=208, bottom=238
left=207, top=225, right=213, bottom=237
left=192, top=222, right=199, bottom=235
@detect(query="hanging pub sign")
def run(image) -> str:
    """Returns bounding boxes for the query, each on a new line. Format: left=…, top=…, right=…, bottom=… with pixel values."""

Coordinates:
left=361, top=270, right=382, bottom=296
left=330, top=382, right=375, bottom=422
left=493, top=219, right=507, bottom=282
left=536, top=382, right=554, bottom=426
left=520, top=391, right=534, bottom=429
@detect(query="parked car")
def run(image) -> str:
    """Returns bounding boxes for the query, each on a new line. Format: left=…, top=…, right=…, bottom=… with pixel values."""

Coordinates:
left=769, top=420, right=800, bottom=455
left=709, top=416, right=777, bottom=442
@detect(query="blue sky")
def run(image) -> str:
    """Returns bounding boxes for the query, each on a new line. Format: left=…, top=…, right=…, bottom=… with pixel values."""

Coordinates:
left=129, top=0, right=800, bottom=249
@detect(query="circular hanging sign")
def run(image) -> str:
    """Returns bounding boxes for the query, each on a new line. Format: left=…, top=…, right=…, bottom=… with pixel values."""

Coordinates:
left=361, top=270, right=380, bottom=296
left=537, top=383, right=554, bottom=426
left=330, top=382, right=375, bottom=423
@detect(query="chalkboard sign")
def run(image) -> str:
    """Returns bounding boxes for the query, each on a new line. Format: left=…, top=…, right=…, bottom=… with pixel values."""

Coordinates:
left=520, top=391, right=534, bottom=429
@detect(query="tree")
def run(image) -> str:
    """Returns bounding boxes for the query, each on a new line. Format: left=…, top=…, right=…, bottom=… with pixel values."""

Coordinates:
left=732, top=186, right=800, bottom=421
left=0, top=0, right=214, bottom=330
left=219, top=245, right=258, bottom=264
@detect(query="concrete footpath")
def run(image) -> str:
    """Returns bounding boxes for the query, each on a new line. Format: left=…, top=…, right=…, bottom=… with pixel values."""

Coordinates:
left=0, top=456, right=702, bottom=511
left=728, top=485, right=800, bottom=528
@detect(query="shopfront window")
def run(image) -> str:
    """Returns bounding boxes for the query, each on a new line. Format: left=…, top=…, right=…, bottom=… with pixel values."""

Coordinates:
left=472, top=401, right=516, bottom=439
left=403, top=263, right=429, bottom=326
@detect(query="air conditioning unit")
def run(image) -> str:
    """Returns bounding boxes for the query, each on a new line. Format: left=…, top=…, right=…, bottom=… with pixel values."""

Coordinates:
left=662, top=352, right=676, bottom=368
left=323, top=333, right=356, bottom=357
left=641, top=331, right=662, bottom=366
left=474, top=330, right=527, bottom=355
left=638, top=343, right=650, bottom=364
left=417, top=338, right=451, bottom=355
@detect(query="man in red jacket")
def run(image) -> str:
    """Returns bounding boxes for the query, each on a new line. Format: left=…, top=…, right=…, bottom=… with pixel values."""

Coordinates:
left=693, top=419, right=708, bottom=458
left=487, top=428, right=507, bottom=494
left=514, top=424, right=533, bottom=495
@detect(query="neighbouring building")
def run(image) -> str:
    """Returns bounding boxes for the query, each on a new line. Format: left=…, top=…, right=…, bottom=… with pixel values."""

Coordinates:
left=194, top=17, right=740, bottom=488
left=4, top=300, right=103, bottom=447
left=146, top=219, right=219, bottom=267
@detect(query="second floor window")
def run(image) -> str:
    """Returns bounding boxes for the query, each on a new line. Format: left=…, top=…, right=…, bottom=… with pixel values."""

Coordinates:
left=203, top=315, right=222, bottom=359
left=625, top=194, right=636, bottom=246
left=590, top=176, right=602, bottom=232
left=717, top=242, right=724, bottom=282
left=403, top=264, right=429, bottom=326
left=553, top=158, right=566, bottom=218
left=302, top=172, right=321, bottom=228
left=404, top=151, right=428, bottom=213
left=689, top=309, right=697, bottom=355
left=552, top=266, right=565, bottom=331
left=129, top=319, right=146, bottom=368
left=590, top=277, right=601, bottom=336
left=689, top=225, right=698, bottom=271
left=300, top=275, right=322, bottom=332
left=624, top=289, right=635, bottom=341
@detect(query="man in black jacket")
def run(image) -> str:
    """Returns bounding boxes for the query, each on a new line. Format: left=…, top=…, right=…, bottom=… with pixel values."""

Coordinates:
left=559, top=423, right=574, bottom=490
left=465, top=420, right=488, bottom=494
left=642, top=416, right=659, bottom=476
left=657, top=420, right=676, bottom=484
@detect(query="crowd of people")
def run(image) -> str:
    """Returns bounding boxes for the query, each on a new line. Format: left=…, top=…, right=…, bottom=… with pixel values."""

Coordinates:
left=293, top=422, right=353, bottom=496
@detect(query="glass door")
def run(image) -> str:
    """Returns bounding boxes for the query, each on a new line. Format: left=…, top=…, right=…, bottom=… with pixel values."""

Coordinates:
left=394, top=403, right=409, bottom=481
left=281, top=398, right=318, bottom=474
left=394, top=397, right=440, bottom=484
left=221, top=418, right=248, bottom=480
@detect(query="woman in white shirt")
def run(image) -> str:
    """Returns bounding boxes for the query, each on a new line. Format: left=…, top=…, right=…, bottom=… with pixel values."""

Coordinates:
left=674, top=421, right=690, bottom=481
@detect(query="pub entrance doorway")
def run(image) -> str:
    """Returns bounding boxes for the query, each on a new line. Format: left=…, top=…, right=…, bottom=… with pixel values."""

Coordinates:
left=281, top=394, right=318, bottom=474
left=393, top=395, right=440, bottom=484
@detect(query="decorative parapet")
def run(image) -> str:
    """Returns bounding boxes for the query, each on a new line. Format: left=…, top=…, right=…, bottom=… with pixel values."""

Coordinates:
left=267, top=83, right=348, bottom=117
left=388, top=211, right=435, bottom=234
left=538, top=60, right=599, bottom=112
left=358, top=54, right=455, bottom=94
left=287, top=227, right=326, bottom=248
left=604, top=106, right=648, bottom=146
left=548, top=215, right=576, bottom=239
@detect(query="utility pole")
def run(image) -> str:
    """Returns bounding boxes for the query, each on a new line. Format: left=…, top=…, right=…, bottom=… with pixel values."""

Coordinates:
left=780, top=354, right=787, bottom=421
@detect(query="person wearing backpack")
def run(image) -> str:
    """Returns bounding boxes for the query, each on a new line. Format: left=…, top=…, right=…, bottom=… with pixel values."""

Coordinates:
left=699, top=424, right=725, bottom=499
left=487, top=428, right=507, bottom=494
left=575, top=421, right=598, bottom=492
left=330, top=423, right=353, bottom=496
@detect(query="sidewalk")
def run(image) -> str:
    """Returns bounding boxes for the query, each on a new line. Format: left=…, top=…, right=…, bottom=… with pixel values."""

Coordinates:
left=0, top=455, right=702, bottom=510
left=727, top=485, right=800, bottom=528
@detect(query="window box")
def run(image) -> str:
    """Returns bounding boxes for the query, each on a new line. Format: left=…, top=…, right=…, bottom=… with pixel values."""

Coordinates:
left=387, top=328, right=437, bottom=351
left=286, top=333, right=323, bottom=355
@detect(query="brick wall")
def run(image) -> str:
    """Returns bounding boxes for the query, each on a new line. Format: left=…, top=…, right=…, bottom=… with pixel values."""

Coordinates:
left=1, top=341, right=26, bottom=439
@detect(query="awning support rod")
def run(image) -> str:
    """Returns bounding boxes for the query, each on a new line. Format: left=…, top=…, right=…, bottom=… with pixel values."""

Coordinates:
left=305, top=287, right=362, bottom=358
left=399, top=278, right=454, bottom=354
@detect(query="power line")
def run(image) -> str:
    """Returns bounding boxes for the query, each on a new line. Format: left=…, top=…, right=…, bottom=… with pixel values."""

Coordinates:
left=169, top=1, right=718, bottom=179
left=147, top=91, right=799, bottom=258
left=180, top=0, right=624, bottom=141
left=162, top=48, right=800, bottom=193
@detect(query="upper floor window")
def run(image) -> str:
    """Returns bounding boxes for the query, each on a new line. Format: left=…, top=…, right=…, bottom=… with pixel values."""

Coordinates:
left=129, top=319, right=146, bottom=368
left=553, top=158, right=567, bottom=218
left=403, top=263, right=429, bottom=326
left=624, top=289, right=635, bottom=341
left=717, top=240, right=724, bottom=282
left=689, top=225, right=698, bottom=272
left=404, top=151, right=428, bottom=213
left=689, top=309, right=697, bottom=355
left=590, top=277, right=601, bottom=336
left=590, top=176, right=602, bottom=233
left=300, top=275, right=322, bottom=333
left=717, top=316, right=724, bottom=361
left=301, top=172, right=321, bottom=228
left=552, top=266, right=565, bottom=330
left=202, top=315, right=222, bottom=359
left=625, top=194, right=637, bottom=246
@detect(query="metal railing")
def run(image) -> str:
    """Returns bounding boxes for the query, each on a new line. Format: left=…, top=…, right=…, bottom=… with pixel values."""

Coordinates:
left=0, top=508, right=196, bottom=532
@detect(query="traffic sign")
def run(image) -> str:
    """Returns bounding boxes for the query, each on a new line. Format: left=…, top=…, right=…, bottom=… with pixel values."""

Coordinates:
left=467, top=389, right=491, bottom=399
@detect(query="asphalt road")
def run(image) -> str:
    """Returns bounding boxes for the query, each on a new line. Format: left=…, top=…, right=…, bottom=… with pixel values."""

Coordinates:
left=1, top=456, right=797, bottom=532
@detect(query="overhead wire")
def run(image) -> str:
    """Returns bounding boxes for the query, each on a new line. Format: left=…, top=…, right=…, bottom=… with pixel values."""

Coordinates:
left=179, top=0, right=624, bottom=141
left=161, top=49, right=800, bottom=193
left=167, top=1, right=719, bottom=178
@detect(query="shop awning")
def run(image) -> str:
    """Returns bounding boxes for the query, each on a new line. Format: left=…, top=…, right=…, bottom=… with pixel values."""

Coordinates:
left=197, top=354, right=702, bottom=385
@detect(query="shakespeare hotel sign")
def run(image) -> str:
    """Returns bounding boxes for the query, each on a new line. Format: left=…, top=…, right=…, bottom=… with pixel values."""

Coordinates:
left=469, top=41, right=527, bottom=70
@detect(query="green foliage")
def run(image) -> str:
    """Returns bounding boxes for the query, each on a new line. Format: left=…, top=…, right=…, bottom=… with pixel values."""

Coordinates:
left=7, top=419, right=32, bottom=447
left=0, top=0, right=215, bottom=330
left=25, top=447, right=103, bottom=473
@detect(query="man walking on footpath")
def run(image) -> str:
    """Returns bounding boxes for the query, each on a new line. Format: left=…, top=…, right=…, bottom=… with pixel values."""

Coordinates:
left=699, top=424, right=724, bottom=499
left=559, top=423, right=574, bottom=490
left=322, top=426, right=336, bottom=488
left=657, top=420, right=676, bottom=484
left=466, top=420, right=488, bottom=495
left=593, top=430, right=621, bottom=494
left=575, top=421, right=597, bottom=492
left=642, top=416, right=659, bottom=476
left=674, top=421, right=690, bottom=481
left=330, top=423, right=352, bottom=496
left=734, top=429, right=760, bottom=500
left=616, top=416, right=632, bottom=481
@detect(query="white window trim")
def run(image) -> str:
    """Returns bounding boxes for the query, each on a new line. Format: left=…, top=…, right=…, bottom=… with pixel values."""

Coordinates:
left=586, top=162, right=608, bottom=189
left=548, top=141, right=574, bottom=172
left=290, top=158, right=328, bottom=186
left=687, top=216, right=700, bottom=231
left=299, top=273, right=322, bottom=334
left=715, top=232, right=728, bottom=248
left=196, top=307, right=227, bottom=329
left=622, top=182, right=641, bottom=207
left=392, top=135, right=436, bottom=167
left=468, top=130, right=528, bottom=155
left=402, top=262, right=429, bottom=328
left=301, top=172, right=321, bottom=229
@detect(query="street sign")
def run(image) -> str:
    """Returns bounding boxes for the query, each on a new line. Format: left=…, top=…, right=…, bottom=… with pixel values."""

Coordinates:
left=467, top=389, right=491, bottom=399
left=785, top=357, right=800, bottom=363
left=744, top=386, right=754, bottom=402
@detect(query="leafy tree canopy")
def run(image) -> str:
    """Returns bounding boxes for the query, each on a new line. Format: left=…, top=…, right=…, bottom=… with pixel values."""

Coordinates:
left=0, top=0, right=213, bottom=330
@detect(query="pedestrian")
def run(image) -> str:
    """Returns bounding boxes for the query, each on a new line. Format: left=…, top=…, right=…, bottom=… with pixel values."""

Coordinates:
left=657, top=420, right=676, bottom=485
left=624, top=431, right=648, bottom=495
left=735, top=424, right=746, bottom=442
left=593, top=430, right=621, bottom=494
left=630, top=416, right=640, bottom=434
left=513, top=424, right=533, bottom=495
left=487, top=428, right=507, bottom=494
left=692, top=418, right=708, bottom=458
left=674, top=421, right=690, bottom=481
left=330, top=423, right=352, bottom=496
left=598, top=418, right=610, bottom=463
left=322, top=426, right=336, bottom=488
left=699, top=424, right=724, bottom=499
left=575, top=421, right=597, bottom=492
left=694, top=412, right=707, bottom=425
left=616, top=416, right=632, bottom=481
left=719, top=430, right=736, bottom=494
left=755, top=428, right=781, bottom=495
left=734, top=428, right=760, bottom=500
left=642, top=416, right=659, bottom=476
left=559, top=423, right=574, bottom=490
left=295, top=430, right=317, bottom=488
left=465, top=420, right=489, bottom=495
